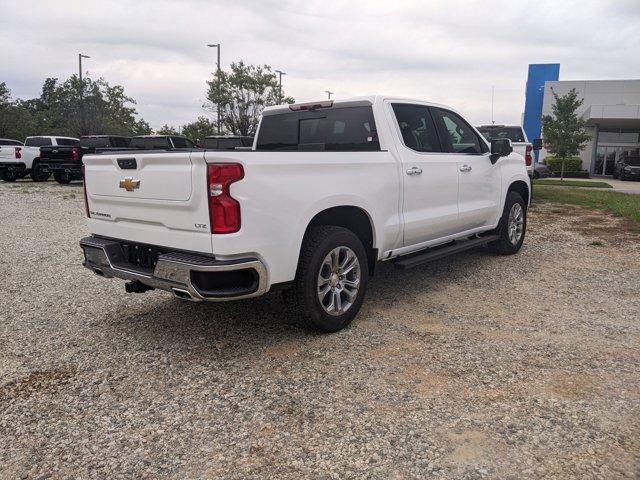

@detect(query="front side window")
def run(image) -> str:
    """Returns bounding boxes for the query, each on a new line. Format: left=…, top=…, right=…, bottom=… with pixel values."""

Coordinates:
left=25, top=137, right=52, bottom=147
left=433, top=109, right=484, bottom=154
left=256, top=106, right=380, bottom=152
left=391, top=103, right=441, bottom=152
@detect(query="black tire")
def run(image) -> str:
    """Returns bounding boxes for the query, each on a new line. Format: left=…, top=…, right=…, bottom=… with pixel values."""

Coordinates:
left=287, top=226, right=369, bottom=333
left=488, top=191, right=527, bottom=255
left=0, top=170, right=18, bottom=182
left=30, top=161, right=51, bottom=182
left=613, top=171, right=619, bottom=179
left=54, top=171, right=72, bottom=184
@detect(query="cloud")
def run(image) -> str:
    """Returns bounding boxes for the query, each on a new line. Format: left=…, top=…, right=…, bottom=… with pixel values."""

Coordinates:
left=1, top=0, right=638, bottom=129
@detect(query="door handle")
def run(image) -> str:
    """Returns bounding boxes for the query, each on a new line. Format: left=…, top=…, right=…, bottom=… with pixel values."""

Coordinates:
left=406, top=167, right=423, bottom=176
left=459, top=164, right=472, bottom=172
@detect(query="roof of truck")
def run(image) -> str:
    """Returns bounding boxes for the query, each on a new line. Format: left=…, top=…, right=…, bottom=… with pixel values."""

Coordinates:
left=263, top=95, right=455, bottom=116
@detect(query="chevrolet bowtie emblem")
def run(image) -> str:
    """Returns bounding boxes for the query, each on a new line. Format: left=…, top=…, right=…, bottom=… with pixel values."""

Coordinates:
left=119, top=177, right=140, bottom=192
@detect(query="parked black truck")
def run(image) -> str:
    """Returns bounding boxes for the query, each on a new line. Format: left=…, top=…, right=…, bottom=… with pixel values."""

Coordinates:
left=40, top=135, right=132, bottom=184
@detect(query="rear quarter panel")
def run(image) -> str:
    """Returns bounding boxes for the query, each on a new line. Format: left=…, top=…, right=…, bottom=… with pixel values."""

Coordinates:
left=205, top=151, right=402, bottom=285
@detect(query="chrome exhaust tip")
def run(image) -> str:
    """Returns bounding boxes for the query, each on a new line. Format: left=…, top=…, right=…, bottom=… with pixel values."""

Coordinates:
left=171, top=288, right=200, bottom=302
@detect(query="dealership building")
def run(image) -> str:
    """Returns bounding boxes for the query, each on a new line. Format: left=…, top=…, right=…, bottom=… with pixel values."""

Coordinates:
left=523, top=64, right=640, bottom=176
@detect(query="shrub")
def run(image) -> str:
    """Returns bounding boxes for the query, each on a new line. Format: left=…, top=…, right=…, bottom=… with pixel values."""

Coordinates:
left=544, top=156, right=589, bottom=177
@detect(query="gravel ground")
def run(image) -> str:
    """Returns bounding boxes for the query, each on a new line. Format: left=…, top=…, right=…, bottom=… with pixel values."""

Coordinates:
left=1, top=180, right=639, bottom=479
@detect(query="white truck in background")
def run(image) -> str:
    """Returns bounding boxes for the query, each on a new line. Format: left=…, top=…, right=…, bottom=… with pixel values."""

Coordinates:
left=80, top=96, right=531, bottom=332
left=0, top=135, right=79, bottom=182
left=476, top=124, right=539, bottom=178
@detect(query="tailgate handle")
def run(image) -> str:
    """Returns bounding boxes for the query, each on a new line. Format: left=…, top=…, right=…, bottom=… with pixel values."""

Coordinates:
left=117, top=158, right=137, bottom=170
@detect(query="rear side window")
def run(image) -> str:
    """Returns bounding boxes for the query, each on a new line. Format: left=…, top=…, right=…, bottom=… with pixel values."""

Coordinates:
left=477, top=126, right=525, bottom=143
left=56, top=138, right=79, bottom=146
left=241, top=137, right=254, bottom=147
left=433, top=109, right=485, bottom=154
left=392, top=104, right=441, bottom=152
left=0, top=139, right=22, bottom=146
left=256, top=106, right=380, bottom=152
left=25, top=137, right=52, bottom=147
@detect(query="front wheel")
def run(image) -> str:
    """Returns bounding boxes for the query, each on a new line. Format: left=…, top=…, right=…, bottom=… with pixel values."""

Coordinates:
left=53, top=172, right=72, bottom=184
left=488, top=191, right=527, bottom=255
left=287, top=226, right=369, bottom=333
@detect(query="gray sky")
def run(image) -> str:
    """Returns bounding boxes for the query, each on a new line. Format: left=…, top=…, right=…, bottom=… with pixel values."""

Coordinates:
left=2, top=0, right=639, bottom=129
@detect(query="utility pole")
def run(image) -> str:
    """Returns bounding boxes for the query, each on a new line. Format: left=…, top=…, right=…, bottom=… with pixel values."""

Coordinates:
left=491, top=85, right=495, bottom=124
left=274, top=70, right=286, bottom=103
left=207, top=43, right=221, bottom=134
left=78, top=54, right=90, bottom=135
left=78, top=53, right=90, bottom=81
left=325, top=90, right=333, bottom=100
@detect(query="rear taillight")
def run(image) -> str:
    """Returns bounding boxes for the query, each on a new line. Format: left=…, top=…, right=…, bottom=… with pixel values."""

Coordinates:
left=71, top=147, right=81, bottom=161
left=82, top=165, right=89, bottom=218
left=207, top=163, right=244, bottom=234
left=14, top=147, right=22, bottom=159
left=525, top=144, right=533, bottom=166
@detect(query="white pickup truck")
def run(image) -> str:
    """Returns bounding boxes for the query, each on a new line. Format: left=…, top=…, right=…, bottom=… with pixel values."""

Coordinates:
left=476, top=124, right=538, bottom=178
left=0, top=135, right=79, bottom=182
left=80, top=96, right=530, bottom=332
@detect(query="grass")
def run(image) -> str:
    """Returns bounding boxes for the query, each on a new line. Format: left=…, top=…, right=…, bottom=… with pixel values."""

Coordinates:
left=533, top=179, right=613, bottom=188
left=533, top=185, right=640, bottom=227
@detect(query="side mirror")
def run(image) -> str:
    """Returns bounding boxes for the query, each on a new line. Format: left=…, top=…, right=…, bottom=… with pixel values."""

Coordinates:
left=490, top=138, right=512, bottom=164
left=532, top=138, right=543, bottom=151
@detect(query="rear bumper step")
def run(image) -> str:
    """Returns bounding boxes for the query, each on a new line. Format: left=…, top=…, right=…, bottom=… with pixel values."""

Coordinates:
left=392, top=235, right=500, bottom=269
left=41, top=163, right=82, bottom=174
left=79, top=236, right=268, bottom=301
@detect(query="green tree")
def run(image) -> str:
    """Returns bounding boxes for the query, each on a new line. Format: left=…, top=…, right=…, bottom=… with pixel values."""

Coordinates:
left=181, top=116, right=216, bottom=144
left=156, top=124, right=180, bottom=135
left=541, top=88, right=591, bottom=180
left=0, top=76, right=152, bottom=140
left=205, top=61, right=294, bottom=136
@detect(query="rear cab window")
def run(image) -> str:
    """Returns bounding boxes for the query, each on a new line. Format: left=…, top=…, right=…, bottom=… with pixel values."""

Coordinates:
left=25, top=137, right=53, bottom=147
left=56, top=138, right=79, bottom=146
left=256, top=105, right=380, bottom=152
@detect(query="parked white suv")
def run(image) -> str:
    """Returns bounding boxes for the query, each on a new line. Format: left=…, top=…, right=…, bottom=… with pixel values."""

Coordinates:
left=0, top=135, right=79, bottom=182
left=80, top=96, right=530, bottom=332
left=476, top=124, right=536, bottom=178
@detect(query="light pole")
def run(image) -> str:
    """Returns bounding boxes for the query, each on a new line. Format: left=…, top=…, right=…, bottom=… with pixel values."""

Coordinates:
left=207, top=43, right=221, bottom=134
left=274, top=70, right=286, bottom=103
left=78, top=54, right=90, bottom=135
left=325, top=90, right=333, bottom=100
left=78, top=53, right=90, bottom=81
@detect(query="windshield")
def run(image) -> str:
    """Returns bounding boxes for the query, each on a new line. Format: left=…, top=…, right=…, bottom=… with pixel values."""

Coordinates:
left=477, top=127, right=525, bottom=143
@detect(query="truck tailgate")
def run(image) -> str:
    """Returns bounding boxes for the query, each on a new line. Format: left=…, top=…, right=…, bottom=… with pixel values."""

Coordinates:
left=84, top=150, right=213, bottom=254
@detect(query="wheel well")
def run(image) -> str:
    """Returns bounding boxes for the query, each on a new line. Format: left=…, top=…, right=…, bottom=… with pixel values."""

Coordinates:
left=303, top=206, right=377, bottom=275
left=508, top=180, right=530, bottom=206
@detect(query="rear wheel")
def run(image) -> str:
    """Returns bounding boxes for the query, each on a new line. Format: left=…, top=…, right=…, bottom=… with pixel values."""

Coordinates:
left=287, top=226, right=369, bottom=333
left=488, top=191, right=527, bottom=255
left=30, top=161, right=51, bottom=182
left=54, top=171, right=72, bottom=184
left=1, top=170, right=18, bottom=182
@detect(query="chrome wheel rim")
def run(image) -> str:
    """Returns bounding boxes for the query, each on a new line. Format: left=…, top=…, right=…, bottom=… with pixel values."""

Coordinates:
left=317, top=246, right=361, bottom=316
left=508, top=203, right=524, bottom=245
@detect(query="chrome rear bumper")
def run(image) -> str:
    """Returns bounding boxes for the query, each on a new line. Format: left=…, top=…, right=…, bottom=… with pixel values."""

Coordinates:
left=79, top=236, right=268, bottom=301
